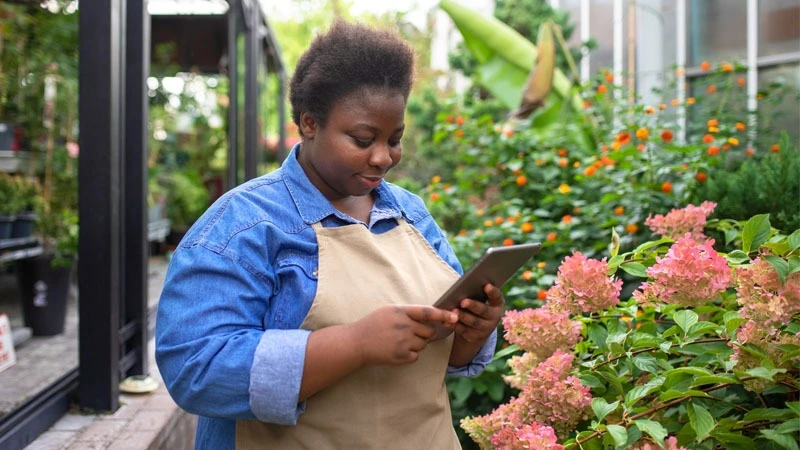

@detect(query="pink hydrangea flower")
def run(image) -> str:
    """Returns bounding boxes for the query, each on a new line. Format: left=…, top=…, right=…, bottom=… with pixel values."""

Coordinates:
left=503, top=307, right=583, bottom=358
left=633, top=234, right=732, bottom=307
left=735, top=258, right=800, bottom=326
left=490, top=422, right=563, bottom=450
left=732, top=320, right=800, bottom=392
left=645, top=201, right=716, bottom=240
left=546, top=252, right=623, bottom=315
left=462, top=350, right=592, bottom=443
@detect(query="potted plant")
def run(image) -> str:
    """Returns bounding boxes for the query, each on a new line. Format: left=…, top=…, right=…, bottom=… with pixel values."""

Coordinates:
left=16, top=145, right=77, bottom=336
left=0, top=174, right=17, bottom=239
left=10, top=175, right=41, bottom=239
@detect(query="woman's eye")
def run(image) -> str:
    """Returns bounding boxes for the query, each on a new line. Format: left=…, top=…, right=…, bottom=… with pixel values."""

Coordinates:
left=389, top=140, right=401, bottom=147
left=353, top=138, right=373, bottom=148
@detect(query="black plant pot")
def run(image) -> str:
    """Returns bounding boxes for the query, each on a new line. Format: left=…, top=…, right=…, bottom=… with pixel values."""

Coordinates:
left=11, top=211, right=36, bottom=238
left=16, top=254, right=74, bottom=336
left=0, top=215, right=13, bottom=240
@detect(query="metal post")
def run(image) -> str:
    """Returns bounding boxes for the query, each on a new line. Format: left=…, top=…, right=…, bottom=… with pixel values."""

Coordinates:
left=746, top=0, right=758, bottom=147
left=277, top=68, right=287, bottom=162
left=124, top=0, right=150, bottom=377
left=78, top=0, right=124, bottom=412
left=244, top=6, right=259, bottom=181
left=676, top=0, right=687, bottom=144
left=580, top=0, right=590, bottom=82
left=227, top=0, right=239, bottom=190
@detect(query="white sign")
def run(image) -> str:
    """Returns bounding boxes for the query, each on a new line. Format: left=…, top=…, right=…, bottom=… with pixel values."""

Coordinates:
left=0, top=314, right=16, bottom=373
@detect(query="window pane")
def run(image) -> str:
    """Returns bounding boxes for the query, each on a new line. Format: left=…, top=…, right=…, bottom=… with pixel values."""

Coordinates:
left=759, top=0, right=800, bottom=58
left=758, top=63, right=800, bottom=146
left=688, top=0, right=747, bottom=66
left=589, top=0, right=618, bottom=74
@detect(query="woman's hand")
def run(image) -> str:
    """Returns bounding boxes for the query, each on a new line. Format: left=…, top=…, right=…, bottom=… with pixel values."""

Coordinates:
left=448, top=284, right=504, bottom=367
left=348, top=305, right=458, bottom=366
left=453, top=284, right=504, bottom=344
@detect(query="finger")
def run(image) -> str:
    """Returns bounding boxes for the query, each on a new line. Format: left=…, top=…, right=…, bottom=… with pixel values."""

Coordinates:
left=404, top=305, right=458, bottom=324
left=484, top=284, right=505, bottom=307
left=453, top=323, right=481, bottom=343
left=457, top=310, right=492, bottom=331
left=412, top=321, right=436, bottom=340
left=459, top=298, right=491, bottom=318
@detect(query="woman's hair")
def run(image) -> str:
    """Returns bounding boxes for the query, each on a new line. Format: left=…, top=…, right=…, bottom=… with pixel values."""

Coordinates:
left=289, top=20, right=415, bottom=134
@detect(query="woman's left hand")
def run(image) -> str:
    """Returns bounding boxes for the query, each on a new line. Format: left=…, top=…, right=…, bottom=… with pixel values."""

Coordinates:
left=453, top=284, right=504, bottom=344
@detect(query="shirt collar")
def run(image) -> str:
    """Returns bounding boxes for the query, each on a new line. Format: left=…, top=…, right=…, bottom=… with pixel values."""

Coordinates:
left=281, top=143, right=405, bottom=225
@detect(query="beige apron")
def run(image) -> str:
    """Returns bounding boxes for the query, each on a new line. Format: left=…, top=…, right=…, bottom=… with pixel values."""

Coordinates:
left=236, top=218, right=462, bottom=449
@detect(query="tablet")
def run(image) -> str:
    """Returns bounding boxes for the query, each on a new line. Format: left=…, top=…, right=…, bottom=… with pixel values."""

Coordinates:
left=434, top=242, right=542, bottom=310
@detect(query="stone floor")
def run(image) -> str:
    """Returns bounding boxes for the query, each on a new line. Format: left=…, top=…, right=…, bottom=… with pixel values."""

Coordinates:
left=0, top=255, right=195, bottom=450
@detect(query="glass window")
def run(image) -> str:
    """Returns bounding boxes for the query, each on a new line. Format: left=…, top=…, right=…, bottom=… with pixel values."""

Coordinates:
left=589, top=0, right=615, bottom=74
left=688, top=0, right=747, bottom=66
left=759, top=0, right=800, bottom=58
left=758, top=63, right=800, bottom=146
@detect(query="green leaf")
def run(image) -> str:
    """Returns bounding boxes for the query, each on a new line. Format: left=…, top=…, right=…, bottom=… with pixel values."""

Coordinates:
left=620, top=262, right=648, bottom=278
left=760, top=429, right=800, bottom=450
left=725, top=250, right=752, bottom=264
left=688, top=321, right=720, bottom=338
left=633, top=354, right=660, bottom=373
left=451, top=378, right=473, bottom=403
left=673, top=310, right=699, bottom=334
left=580, top=372, right=606, bottom=390
left=789, top=256, right=800, bottom=275
left=744, top=366, right=787, bottom=381
left=591, top=398, right=619, bottom=423
left=493, top=343, right=520, bottom=360
left=787, top=402, right=800, bottom=417
left=606, top=424, right=628, bottom=447
left=625, top=377, right=664, bottom=406
left=711, top=430, right=756, bottom=449
left=610, top=227, right=621, bottom=258
left=777, top=419, right=800, bottom=434
left=660, top=389, right=712, bottom=401
left=764, top=255, right=790, bottom=284
left=691, top=374, right=739, bottom=387
left=788, top=230, right=800, bottom=253
left=488, top=379, right=505, bottom=402
left=688, top=403, right=715, bottom=442
left=635, top=419, right=668, bottom=444
left=742, top=214, right=771, bottom=254
left=743, top=407, right=798, bottom=422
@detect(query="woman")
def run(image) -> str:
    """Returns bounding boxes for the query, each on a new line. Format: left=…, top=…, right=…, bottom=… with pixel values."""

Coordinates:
left=156, top=20, right=503, bottom=449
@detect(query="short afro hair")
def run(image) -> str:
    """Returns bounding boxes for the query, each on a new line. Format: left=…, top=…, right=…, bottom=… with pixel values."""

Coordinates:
left=289, top=20, right=415, bottom=135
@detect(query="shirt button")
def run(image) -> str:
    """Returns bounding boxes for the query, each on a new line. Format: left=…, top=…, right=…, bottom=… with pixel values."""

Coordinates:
left=312, top=268, right=318, bottom=277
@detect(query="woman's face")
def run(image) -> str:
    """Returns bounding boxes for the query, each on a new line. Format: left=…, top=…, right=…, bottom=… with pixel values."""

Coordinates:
left=297, top=87, right=405, bottom=202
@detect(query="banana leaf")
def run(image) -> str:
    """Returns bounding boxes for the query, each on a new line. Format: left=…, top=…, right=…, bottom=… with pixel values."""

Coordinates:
left=439, top=0, right=583, bottom=112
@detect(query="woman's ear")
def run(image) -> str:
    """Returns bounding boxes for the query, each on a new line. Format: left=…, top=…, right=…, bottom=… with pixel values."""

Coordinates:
left=299, top=112, right=317, bottom=139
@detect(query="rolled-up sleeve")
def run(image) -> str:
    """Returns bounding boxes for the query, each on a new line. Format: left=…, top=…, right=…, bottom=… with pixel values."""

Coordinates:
left=155, top=244, right=307, bottom=424
left=446, top=329, right=497, bottom=377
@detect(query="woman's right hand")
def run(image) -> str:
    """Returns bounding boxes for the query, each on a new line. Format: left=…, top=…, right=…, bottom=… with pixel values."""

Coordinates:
left=347, top=305, right=458, bottom=366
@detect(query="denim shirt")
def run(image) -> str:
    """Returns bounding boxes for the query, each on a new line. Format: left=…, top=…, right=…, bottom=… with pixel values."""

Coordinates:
left=155, top=147, right=497, bottom=449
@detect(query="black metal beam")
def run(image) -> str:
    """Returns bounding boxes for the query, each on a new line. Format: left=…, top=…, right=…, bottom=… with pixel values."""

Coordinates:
left=78, top=0, right=124, bottom=412
left=0, top=369, right=78, bottom=450
left=244, top=2, right=259, bottom=181
left=123, top=0, right=150, bottom=378
left=226, top=0, right=240, bottom=190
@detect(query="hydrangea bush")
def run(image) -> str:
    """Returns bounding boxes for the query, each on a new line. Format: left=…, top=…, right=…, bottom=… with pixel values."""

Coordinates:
left=460, top=204, right=800, bottom=449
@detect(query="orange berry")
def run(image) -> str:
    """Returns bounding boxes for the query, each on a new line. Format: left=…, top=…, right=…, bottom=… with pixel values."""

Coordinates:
left=707, top=85, right=717, bottom=94
left=537, top=261, right=546, bottom=269
left=558, top=158, right=568, bottom=167
left=458, top=229, right=467, bottom=236
left=626, top=223, right=638, bottom=234
left=735, top=122, right=746, bottom=131
left=557, top=148, right=568, bottom=157
left=583, top=166, right=597, bottom=176
left=562, top=214, right=573, bottom=224
left=614, top=206, right=625, bottom=216
left=431, top=175, right=441, bottom=184
left=495, top=216, right=505, bottom=225
left=546, top=232, right=557, bottom=242
left=771, top=144, right=780, bottom=153
left=605, top=73, right=614, bottom=83
left=700, top=61, right=711, bottom=71
left=537, top=289, right=547, bottom=300
left=645, top=106, right=655, bottom=114
left=516, top=175, right=527, bottom=186
left=702, top=134, right=714, bottom=144
left=583, top=101, right=592, bottom=109
left=708, top=146, right=720, bottom=155
left=661, top=181, right=673, bottom=193
left=721, top=63, right=734, bottom=72
left=660, top=129, right=674, bottom=143
left=611, top=141, right=622, bottom=151
left=502, top=238, right=514, bottom=246
left=429, top=193, right=440, bottom=201
left=746, top=148, right=755, bottom=157
left=671, top=98, right=680, bottom=106
left=695, top=171, right=707, bottom=183
left=636, top=128, right=650, bottom=140
left=637, top=144, right=646, bottom=152
left=483, top=220, right=493, bottom=227
left=455, top=129, right=464, bottom=138
left=445, top=115, right=454, bottom=123
left=455, top=116, right=465, bottom=125
left=659, top=103, right=667, bottom=110
left=722, top=143, right=731, bottom=151
left=507, top=216, right=517, bottom=224
left=707, top=118, right=719, bottom=127
left=687, top=97, right=696, bottom=105
left=597, top=84, right=608, bottom=94
left=521, top=222, right=534, bottom=233
left=737, top=76, right=746, bottom=87
left=617, top=132, right=631, bottom=144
